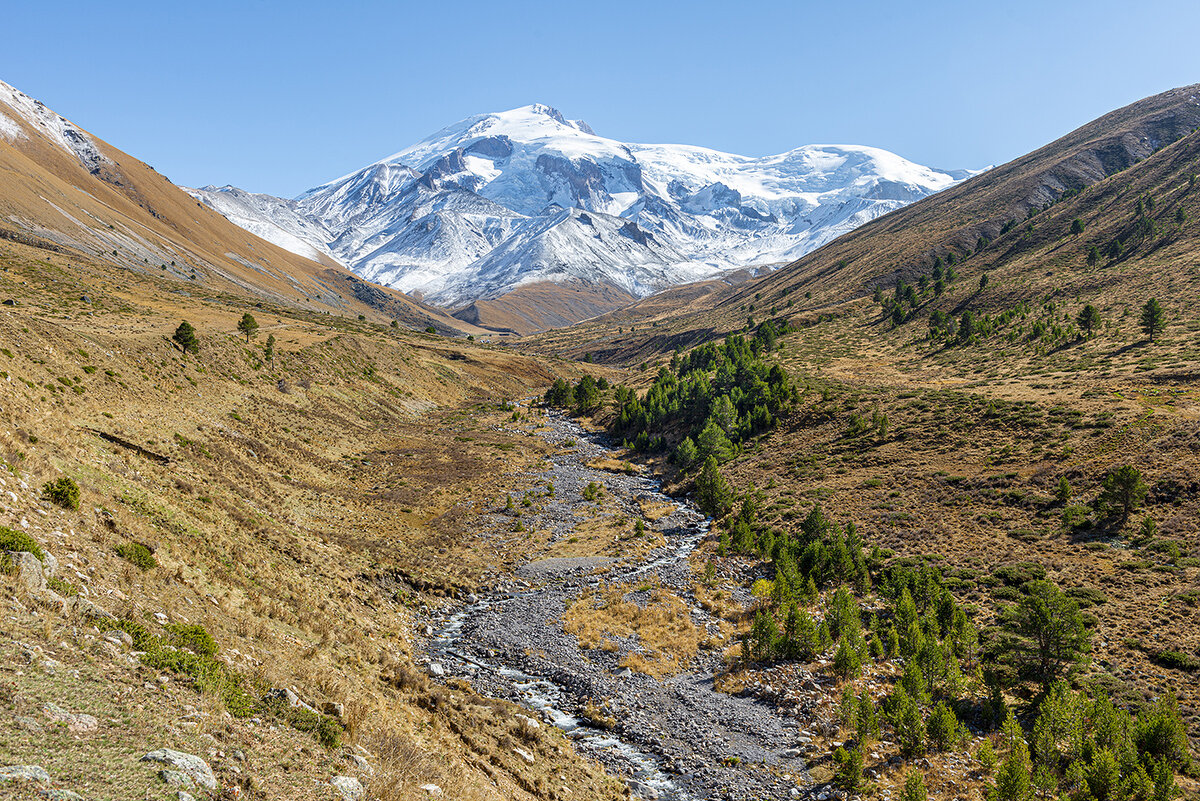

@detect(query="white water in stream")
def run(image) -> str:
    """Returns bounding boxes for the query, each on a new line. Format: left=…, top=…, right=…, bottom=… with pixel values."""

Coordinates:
left=427, top=416, right=709, bottom=799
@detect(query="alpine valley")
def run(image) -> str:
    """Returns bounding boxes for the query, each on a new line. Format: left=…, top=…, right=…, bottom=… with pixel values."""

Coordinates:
left=188, top=104, right=973, bottom=332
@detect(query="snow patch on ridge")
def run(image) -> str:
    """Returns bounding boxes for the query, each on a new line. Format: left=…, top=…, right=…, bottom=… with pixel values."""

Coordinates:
left=0, top=79, right=109, bottom=171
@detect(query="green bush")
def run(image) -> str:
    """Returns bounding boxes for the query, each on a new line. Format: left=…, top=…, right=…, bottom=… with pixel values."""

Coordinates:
left=46, top=576, right=78, bottom=596
left=166, top=623, right=218, bottom=656
left=41, top=477, right=80, bottom=510
left=0, top=526, right=45, bottom=561
left=115, top=542, right=157, bottom=571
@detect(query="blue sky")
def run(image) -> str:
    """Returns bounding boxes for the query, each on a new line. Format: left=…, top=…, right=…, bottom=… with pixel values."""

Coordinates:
left=6, top=0, right=1199, bottom=197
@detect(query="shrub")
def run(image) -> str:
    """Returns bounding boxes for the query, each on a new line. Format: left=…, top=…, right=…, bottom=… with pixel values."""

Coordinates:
left=166, top=623, right=218, bottom=657
left=46, top=576, right=78, bottom=596
left=41, top=477, right=80, bottom=509
left=0, top=526, right=45, bottom=561
left=115, top=542, right=157, bottom=571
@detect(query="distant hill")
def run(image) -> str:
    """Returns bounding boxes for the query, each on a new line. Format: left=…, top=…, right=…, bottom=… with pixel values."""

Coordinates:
left=0, top=79, right=476, bottom=336
left=543, top=83, right=1200, bottom=362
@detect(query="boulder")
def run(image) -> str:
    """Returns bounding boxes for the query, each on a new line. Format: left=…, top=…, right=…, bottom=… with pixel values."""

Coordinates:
left=139, top=749, right=217, bottom=790
left=419, top=785, right=444, bottom=797
left=43, top=703, right=99, bottom=733
left=330, top=775, right=364, bottom=800
left=0, top=765, right=51, bottom=783
left=8, top=551, right=45, bottom=592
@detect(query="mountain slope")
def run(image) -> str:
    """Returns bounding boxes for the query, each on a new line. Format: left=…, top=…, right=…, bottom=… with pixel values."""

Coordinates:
left=537, top=83, right=1200, bottom=362
left=0, top=79, right=476, bottom=335
left=195, top=104, right=970, bottom=331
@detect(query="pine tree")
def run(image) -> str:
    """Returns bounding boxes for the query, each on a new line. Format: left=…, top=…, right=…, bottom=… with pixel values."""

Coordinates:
left=1140, top=298, right=1166, bottom=342
left=264, top=333, right=276, bottom=362
left=1076, top=304, right=1101, bottom=337
left=899, top=770, right=927, bottom=801
left=237, top=312, right=259, bottom=343
left=695, top=456, right=734, bottom=516
left=173, top=321, right=199, bottom=354
left=1087, top=244, right=1100, bottom=266
left=1070, top=218, right=1085, bottom=235
left=995, top=735, right=1032, bottom=801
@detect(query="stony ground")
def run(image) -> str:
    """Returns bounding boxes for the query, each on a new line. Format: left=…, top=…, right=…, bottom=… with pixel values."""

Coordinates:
left=420, top=414, right=814, bottom=801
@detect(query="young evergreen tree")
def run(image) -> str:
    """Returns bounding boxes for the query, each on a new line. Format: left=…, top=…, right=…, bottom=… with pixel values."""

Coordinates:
left=1086, top=244, right=1100, bottom=266
left=1096, top=465, right=1148, bottom=523
left=1140, top=298, right=1166, bottom=342
left=1070, top=218, right=1085, bottom=235
left=695, top=456, right=734, bottom=517
left=173, top=321, right=199, bottom=354
left=264, top=333, right=276, bottom=362
left=1076, top=304, right=1101, bottom=337
left=237, top=312, right=259, bottom=343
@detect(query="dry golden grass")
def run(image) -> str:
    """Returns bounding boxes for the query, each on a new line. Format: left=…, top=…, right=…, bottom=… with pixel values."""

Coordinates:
left=562, top=581, right=701, bottom=678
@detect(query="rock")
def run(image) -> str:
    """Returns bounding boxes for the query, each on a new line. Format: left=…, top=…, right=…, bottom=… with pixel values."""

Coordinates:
left=159, top=770, right=194, bottom=788
left=104, top=630, right=133, bottom=648
left=41, top=791, right=84, bottom=800
left=780, top=748, right=803, bottom=759
left=231, top=749, right=246, bottom=762
left=323, top=701, right=345, bottom=720
left=330, top=775, right=364, bottom=800
left=15, top=716, right=43, bottom=733
left=345, top=754, right=372, bottom=774
left=512, top=747, right=535, bottom=765
left=0, top=765, right=51, bottom=783
left=139, top=749, right=217, bottom=790
left=428, top=661, right=445, bottom=677
left=263, top=687, right=300, bottom=706
left=8, top=551, right=46, bottom=592
left=515, top=714, right=540, bottom=729
left=628, top=779, right=659, bottom=799
left=44, top=703, right=99, bottom=733
left=177, top=793, right=196, bottom=801
left=419, top=784, right=444, bottom=797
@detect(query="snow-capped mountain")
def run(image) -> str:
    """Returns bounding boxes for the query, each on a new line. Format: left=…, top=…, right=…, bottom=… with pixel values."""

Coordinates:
left=191, top=104, right=972, bottom=322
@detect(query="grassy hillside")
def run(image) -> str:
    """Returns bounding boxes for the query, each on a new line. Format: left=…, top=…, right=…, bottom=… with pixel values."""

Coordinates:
left=0, top=237, right=627, bottom=801
left=521, top=85, right=1200, bottom=799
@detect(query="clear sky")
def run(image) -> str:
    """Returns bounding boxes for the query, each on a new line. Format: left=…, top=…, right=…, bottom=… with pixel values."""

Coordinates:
left=6, top=0, right=1199, bottom=198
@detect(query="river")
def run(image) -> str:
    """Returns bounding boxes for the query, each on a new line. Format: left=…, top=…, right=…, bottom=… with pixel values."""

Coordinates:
left=421, top=412, right=810, bottom=800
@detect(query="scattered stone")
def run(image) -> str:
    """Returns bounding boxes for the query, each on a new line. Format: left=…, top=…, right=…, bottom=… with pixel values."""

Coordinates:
left=419, top=785, right=443, bottom=798
left=159, top=770, right=194, bottom=788
left=512, top=747, right=535, bottom=765
left=43, top=703, right=99, bottom=734
left=345, top=754, right=372, bottom=774
left=177, top=793, right=196, bottom=801
left=428, top=661, right=445, bottom=677
left=139, top=749, right=217, bottom=790
left=104, top=630, right=133, bottom=649
left=323, top=701, right=345, bottom=720
left=231, top=749, right=246, bottom=763
left=15, top=716, right=43, bottom=733
left=0, top=765, right=51, bottom=783
left=330, top=775, right=364, bottom=800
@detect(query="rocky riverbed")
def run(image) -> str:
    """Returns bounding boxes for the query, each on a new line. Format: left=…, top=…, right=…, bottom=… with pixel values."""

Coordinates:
left=419, top=413, right=814, bottom=800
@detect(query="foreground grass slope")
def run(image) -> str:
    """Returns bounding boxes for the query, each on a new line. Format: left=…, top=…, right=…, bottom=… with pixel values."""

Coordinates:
left=0, top=237, right=624, bottom=801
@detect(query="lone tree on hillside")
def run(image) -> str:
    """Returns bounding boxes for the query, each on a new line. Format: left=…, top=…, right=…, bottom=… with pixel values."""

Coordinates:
left=1096, top=464, right=1148, bottom=524
left=237, top=312, right=259, bottom=343
left=1076, top=304, right=1102, bottom=338
left=1070, top=218, right=1085, bottom=235
left=1140, top=298, right=1166, bottom=342
left=1000, top=580, right=1091, bottom=689
left=173, top=321, right=199, bottom=354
